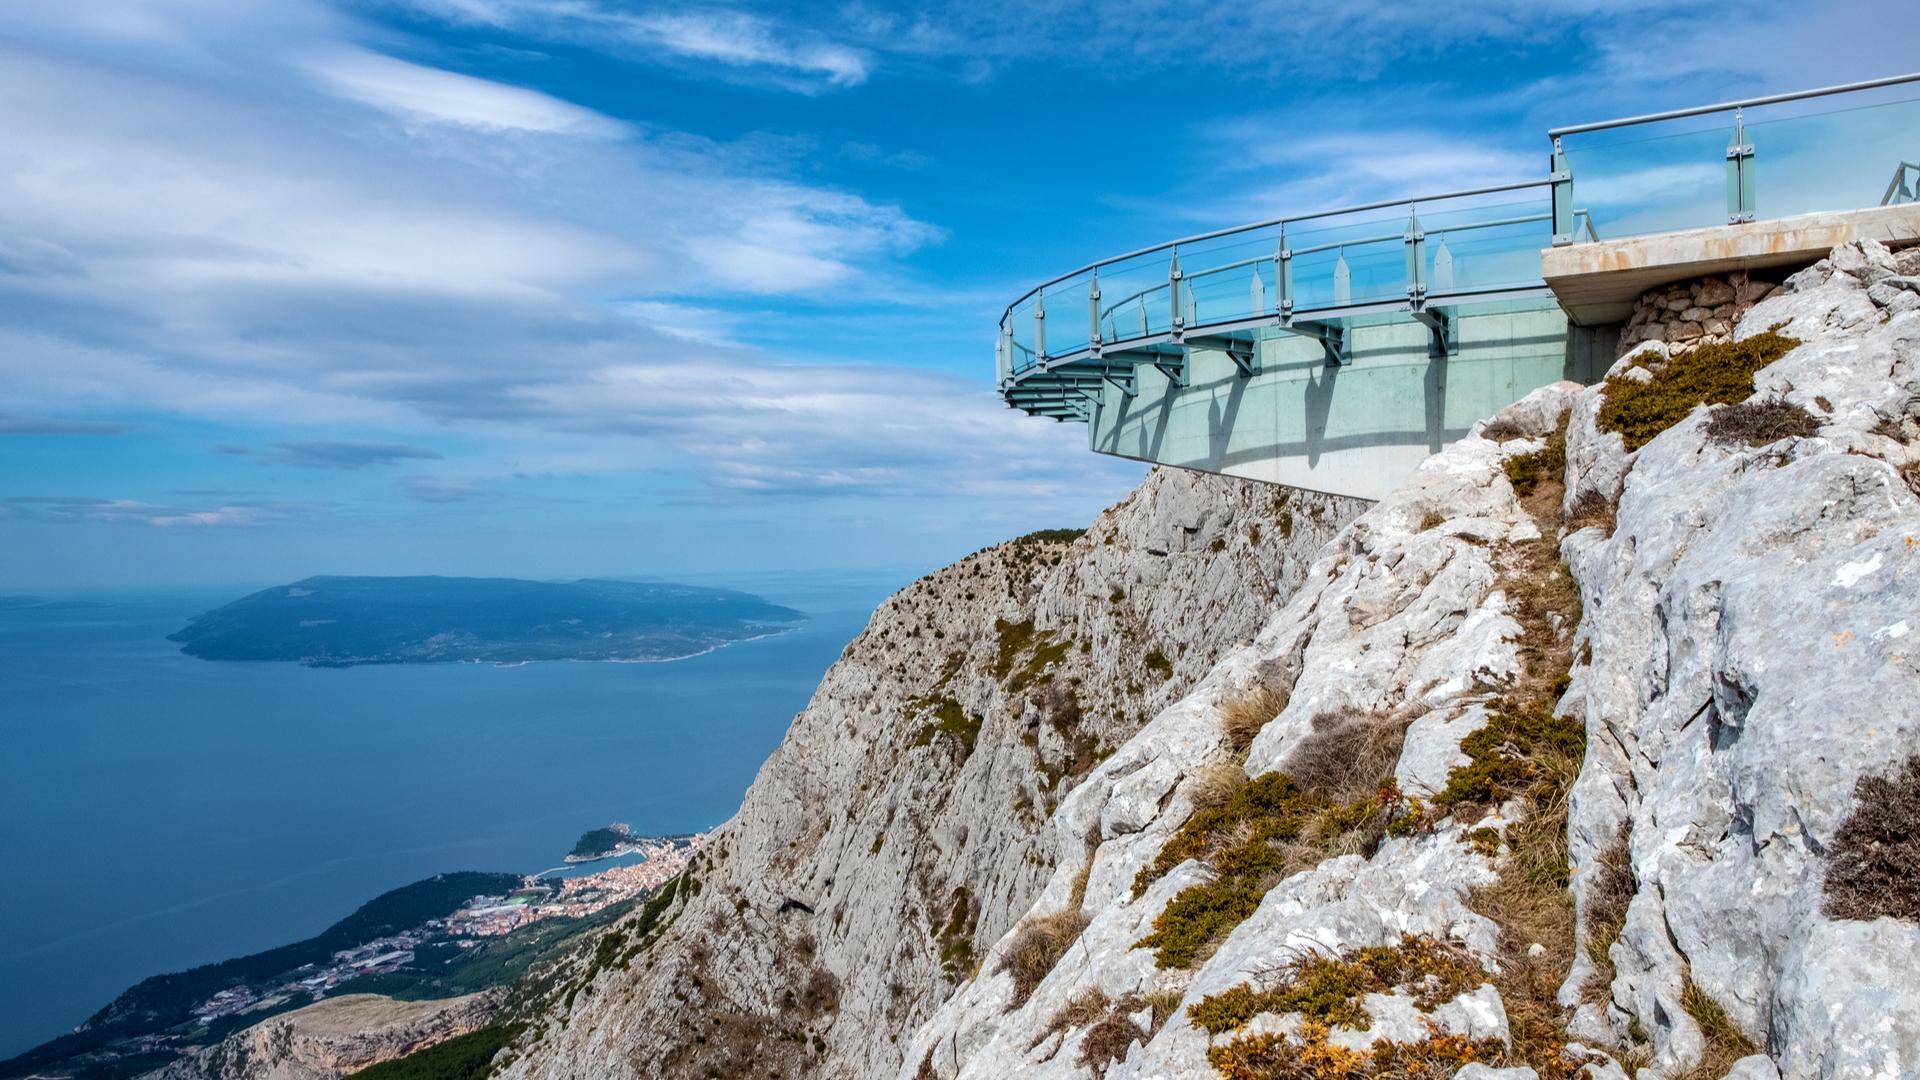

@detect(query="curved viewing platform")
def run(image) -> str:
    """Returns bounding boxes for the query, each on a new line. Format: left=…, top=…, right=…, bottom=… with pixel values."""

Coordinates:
left=998, top=73, right=1920, bottom=499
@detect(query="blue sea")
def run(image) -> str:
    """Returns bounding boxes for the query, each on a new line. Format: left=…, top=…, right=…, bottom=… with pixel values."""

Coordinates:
left=0, top=573, right=897, bottom=1059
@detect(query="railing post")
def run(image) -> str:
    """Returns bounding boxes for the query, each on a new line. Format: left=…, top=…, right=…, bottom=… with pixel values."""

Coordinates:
left=1033, top=289, right=1047, bottom=362
left=1726, top=109, right=1756, bottom=224
left=1168, top=247, right=1184, bottom=340
left=1276, top=227, right=1293, bottom=326
left=1403, top=206, right=1426, bottom=310
left=1333, top=247, right=1350, bottom=307
left=996, top=319, right=1011, bottom=385
left=1550, top=137, right=1577, bottom=246
left=1087, top=268, right=1102, bottom=354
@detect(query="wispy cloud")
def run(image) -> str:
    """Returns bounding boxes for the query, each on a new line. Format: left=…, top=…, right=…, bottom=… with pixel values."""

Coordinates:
left=395, top=2, right=871, bottom=92
left=303, top=47, right=628, bottom=135
left=0, top=415, right=130, bottom=436
left=3, top=495, right=289, bottom=527
left=267, top=441, right=445, bottom=470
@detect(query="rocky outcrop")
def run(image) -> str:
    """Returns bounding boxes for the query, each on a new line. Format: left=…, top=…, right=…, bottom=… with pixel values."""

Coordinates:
left=147, top=992, right=498, bottom=1080
left=903, top=242, right=1920, bottom=1080
left=498, top=468, right=1366, bottom=1079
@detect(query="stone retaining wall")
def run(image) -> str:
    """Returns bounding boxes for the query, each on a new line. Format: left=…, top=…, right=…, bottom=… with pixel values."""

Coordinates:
left=1617, top=271, right=1776, bottom=357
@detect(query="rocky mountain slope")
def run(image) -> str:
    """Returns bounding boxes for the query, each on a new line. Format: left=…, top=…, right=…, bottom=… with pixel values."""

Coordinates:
left=149, top=993, right=497, bottom=1080
left=898, top=241, right=1920, bottom=1079
left=496, top=468, right=1366, bottom=1079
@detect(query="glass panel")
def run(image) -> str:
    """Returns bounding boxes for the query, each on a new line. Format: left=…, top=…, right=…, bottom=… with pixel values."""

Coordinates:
left=1745, top=93, right=1920, bottom=219
left=1178, top=227, right=1278, bottom=329
left=1094, top=249, right=1175, bottom=342
left=1420, top=197, right=1553, bottom=295
left=1561, top=122, right=1731, bottom=239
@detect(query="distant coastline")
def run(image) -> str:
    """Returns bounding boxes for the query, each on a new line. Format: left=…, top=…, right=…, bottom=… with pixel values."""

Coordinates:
left=167, top=575, right=806, bottom=668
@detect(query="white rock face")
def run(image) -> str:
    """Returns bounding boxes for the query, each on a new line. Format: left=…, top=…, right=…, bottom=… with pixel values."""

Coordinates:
left=505, top=243, right=1919, bottom=1080
left=497, top=468, right=1365, bottom=1080
left=906, top=242, right=1920, bottom=1080
left=1562, top=241, right=1920, bottom=1080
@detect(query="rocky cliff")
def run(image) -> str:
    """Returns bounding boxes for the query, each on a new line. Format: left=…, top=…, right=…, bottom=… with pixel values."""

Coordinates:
left=150, top=992, right=497, bottom=1080
left=496, top=468, right=1366, bottom=1079
left=896, top=241, right=1920, bottom=1080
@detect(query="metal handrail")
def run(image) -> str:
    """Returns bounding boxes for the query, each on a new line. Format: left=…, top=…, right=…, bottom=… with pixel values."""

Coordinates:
left=1886, top=162, right=1920, bottom=206
left=1548, top=71, right=1920, bottom=138
left=999, top=178, right=1552, bottom=320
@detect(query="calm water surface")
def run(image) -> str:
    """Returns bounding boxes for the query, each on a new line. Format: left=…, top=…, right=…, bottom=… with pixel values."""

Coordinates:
left=0, top=573, right=895, bottom=1057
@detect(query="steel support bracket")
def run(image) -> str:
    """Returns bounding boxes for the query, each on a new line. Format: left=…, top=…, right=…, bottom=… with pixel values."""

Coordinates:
left=1410, top=308, right=1455, bottom=359
left=1281, top=320, right=1347, bottom=366
left=1153, top=354, right=1188, bottom=388
left=1186, top=335, right=1259, bottom=378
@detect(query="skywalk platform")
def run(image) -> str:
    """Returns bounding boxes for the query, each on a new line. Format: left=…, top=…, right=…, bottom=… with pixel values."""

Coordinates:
left=996, top=74, right=1920, bottom=501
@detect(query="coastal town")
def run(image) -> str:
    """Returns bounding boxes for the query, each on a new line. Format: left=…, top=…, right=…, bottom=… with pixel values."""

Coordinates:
left=188, top=832, right=707, bottom=1024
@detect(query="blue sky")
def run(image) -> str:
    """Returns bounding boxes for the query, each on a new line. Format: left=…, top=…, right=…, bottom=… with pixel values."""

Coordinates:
left=0, top=1, right=1905, bottom=588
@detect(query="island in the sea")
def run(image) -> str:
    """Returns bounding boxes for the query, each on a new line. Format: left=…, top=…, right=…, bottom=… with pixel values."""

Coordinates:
left=167, top=575, right=805, bottom=667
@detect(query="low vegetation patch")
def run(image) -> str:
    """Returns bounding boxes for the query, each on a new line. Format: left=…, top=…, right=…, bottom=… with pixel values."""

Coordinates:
left=911, top=696, right=983, bottom=761
left=935, top=888, right=976, bottom=980
left=1282, top=707, right=1410, bottom=803
left=1565, top=488, right=1617, bottom=536
left=1503, top=431, right=1566, bottom=498
left=998, top=907, right=1090, bottom=1006
left=1430, top=701, right=1585, bottom=822
left=1597, top=329, right=1800, bottom=451
left=353, top=1024, right=524, bottom=1080
left=1188, top=935, right=1484, bottom=1035
left=1076, top=995, right=1150, bottom=1077
left=1580, top=833, right=1634, bottom=1004
left=1205, top=1022, right=1507, bottom=1080
left=1823, top=755, right=1920, bottom=922
left=1132, top=770, right=1398, bottom=968
left=1703, top=397, right=1820, bottom=447
left=1679, top=978, right=1759, bottom=1080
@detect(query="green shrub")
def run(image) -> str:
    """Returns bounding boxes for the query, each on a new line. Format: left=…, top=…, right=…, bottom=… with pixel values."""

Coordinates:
left=1132, top=773, right=1394, bottom=968
left=1597, top=329, right=1800, bottom=451
left=1432, top=701, right=1586, bottom=820
left=1503, top=431, right=1566, bottom=497
left=353, top=1025, right=523, bottom=1080
left=1187, top=935, right=1484, bottom=1034
left=911, top=697, right=983, bottom=760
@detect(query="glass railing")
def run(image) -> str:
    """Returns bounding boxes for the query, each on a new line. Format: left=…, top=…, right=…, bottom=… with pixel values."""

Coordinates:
left=998, top=182, right=1558, bottom=380
left=998, top=72, right=1920, bottom=391
left=1551, top=74, right=1920, bottom=244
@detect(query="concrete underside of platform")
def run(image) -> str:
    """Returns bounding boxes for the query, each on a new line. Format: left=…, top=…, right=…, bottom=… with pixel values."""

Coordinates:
left=1543, top=204, right=1920, bottom=325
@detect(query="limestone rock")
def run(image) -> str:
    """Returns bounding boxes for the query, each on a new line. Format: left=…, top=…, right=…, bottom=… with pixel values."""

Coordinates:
left=144, top=993, right=499, bottom=1080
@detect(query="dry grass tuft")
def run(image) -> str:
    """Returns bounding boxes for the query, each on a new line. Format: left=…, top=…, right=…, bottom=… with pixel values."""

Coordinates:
left=1580, top=833, right=1634, bottom=1005
left=1823, top=755, right=1920, bottom=922
left=999, top=908, right=1090, bottom=1008
left=1481, top=416, right=1531, bottom=442
left=1566, top=488, right=1617, bottom=536
left=1702, top=397, right=1820, bottom=447
left=1677, top=979, right=1759, bottom=1080
left=1282, top=707, right=1411, bottom=803
left=1187, top=762, right=1249, bottom=811
left=1218, top=684, right=1289, bottom=760
left=1032, top=986, right=1109, bottom=1050
left=1076, top=995, right=1152, bottom=1077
